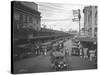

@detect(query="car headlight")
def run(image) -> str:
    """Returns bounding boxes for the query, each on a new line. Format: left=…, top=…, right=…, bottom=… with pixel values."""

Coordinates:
left=64, top=64, right=66, bottom=66
left=58, top=65, right=61, bottom=67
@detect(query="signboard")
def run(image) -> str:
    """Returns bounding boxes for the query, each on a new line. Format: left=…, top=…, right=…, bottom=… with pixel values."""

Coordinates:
left=72, top=9, right=81, bottom=22
left=73, top=10, right=79, bottom=14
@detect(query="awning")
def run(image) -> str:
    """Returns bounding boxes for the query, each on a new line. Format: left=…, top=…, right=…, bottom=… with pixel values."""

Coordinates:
left=75, top=37, right=97, bottom=42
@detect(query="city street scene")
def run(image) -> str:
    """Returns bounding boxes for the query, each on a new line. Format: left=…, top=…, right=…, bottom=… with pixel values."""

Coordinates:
left=12, top=1, right=97, bottom=74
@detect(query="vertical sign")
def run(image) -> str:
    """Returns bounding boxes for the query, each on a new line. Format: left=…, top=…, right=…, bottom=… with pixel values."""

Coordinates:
left=72, top=9, right=81, bottom=35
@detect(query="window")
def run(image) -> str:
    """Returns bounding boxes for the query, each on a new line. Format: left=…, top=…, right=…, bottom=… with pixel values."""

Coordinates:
left=29, top=17, right=33, bottom=23
left=23, top=15, right=25, bottom=23
left=37, top=19, right=38, bottom=24
left=88, top=11, right=92, bottom=23
left=95, top=27, right=97, bottom=32
left=14, top=12, right=20, bottom=21
left=95, top=11, right=97, bottom=25
left=94, top=34, right=97, bottom=37
left=23, top=15, right=28, bottom=23
left=32, top=17, right=34, bottom=24
left=27, top=16, right=30, bottom=23
left=90, top=28, right=92, bottom=30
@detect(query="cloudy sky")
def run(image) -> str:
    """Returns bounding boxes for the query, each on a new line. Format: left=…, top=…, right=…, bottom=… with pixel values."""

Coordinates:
left=37, top=2, right=85, bottom=31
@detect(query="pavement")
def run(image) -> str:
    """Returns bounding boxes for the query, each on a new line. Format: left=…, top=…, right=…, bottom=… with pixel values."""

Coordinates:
left=14, top=54, right=97, bottom=74
left=65, top=56, right=97, bottom=71
left=13, top=39, right=97, bottom=74
left=14, top=53, right=51, bottom=73
left=64, top=39, right=97, bottom=70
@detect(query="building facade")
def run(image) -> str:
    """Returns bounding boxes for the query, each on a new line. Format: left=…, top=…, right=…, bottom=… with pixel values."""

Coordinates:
left=83, top=6, right=97, bottom=38
left=12, top=1, right=41, bottom=31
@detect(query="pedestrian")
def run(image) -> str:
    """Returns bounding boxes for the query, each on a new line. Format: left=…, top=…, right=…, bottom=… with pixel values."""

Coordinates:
left=44, top=48, right=47, bottom=55
left=65, top=48, right=69, bottom=56
left=80, top=48, right=83, bottom=58
left=87, top=49, right=90, bottom=59
left=78, top=42, right=83, bottom=57
left=83, top=48, right=88, bottom=59
left=50, top=50, right=56, bottom=66
left=89, top=50, right=96, bottom=61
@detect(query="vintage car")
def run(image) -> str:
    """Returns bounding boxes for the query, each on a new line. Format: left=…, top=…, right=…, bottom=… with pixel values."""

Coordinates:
left=51, top=56, right=67, bottom=71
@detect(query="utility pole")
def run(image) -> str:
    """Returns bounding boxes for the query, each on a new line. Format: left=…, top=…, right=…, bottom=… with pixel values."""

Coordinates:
left=78, top=9, right=81, bottom=35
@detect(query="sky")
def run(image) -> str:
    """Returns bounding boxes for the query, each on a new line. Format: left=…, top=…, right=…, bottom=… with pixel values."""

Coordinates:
left=37, top=2, right=85, bottom=32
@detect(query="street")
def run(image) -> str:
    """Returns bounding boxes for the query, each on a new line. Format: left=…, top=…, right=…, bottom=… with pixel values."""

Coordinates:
left=11, top=2, right=98, bottom=74
left=14, top=38, right=97, bottom=74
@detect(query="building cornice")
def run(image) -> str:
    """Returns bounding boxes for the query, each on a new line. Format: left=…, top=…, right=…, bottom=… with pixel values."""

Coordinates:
left=12, top=1, right=41, bottom=16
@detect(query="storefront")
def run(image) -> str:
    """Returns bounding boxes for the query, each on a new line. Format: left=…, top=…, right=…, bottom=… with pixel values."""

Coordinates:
left=75, top=37, right=97, bottom=60
left=75, top=37, right=97, bottom=50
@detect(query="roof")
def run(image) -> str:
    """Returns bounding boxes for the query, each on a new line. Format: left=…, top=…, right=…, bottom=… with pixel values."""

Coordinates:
left=12, top=1, right=41, bottom=15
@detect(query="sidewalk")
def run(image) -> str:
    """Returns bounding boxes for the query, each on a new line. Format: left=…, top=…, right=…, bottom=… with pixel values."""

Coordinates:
left=65, top=56, right=97, bottom=71
left=14, top=51, right=51, bottom=73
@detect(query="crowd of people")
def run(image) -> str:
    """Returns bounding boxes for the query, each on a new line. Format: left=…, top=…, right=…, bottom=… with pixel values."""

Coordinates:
left=76, top=41, right=97, bottom=62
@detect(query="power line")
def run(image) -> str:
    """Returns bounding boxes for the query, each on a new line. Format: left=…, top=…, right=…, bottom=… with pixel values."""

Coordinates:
left=38, top=4, right=73, bottom=12
left=41, top=18, right=71, bottom=22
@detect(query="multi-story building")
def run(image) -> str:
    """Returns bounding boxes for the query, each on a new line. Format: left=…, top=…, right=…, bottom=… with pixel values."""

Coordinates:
left=83, top=6, right=97, bottom=38
left=12, top=1, right=41, bottom=31
left=74, top=6, right=97, bottom=51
